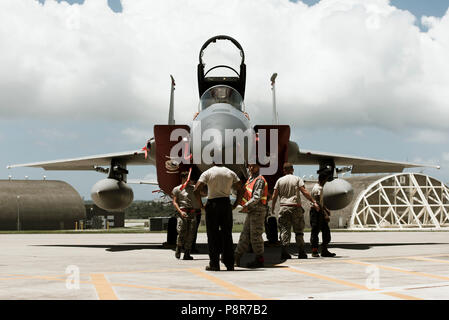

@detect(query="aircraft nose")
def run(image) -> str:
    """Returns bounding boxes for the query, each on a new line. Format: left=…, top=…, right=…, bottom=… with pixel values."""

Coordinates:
left=192, top=107, right=251, bottom=166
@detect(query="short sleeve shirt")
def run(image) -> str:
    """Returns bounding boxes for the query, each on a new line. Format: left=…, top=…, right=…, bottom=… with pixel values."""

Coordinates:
left=273, top=174, right=305, bottom=205
left=198, top=166, right=240, bottom=199
left=311, top=183, right=323, bottom=206
left=172, top=184, right=201, bottom=209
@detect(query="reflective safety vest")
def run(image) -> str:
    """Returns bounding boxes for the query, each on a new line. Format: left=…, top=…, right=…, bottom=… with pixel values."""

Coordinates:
left=240, top=175, right=268, bottom=206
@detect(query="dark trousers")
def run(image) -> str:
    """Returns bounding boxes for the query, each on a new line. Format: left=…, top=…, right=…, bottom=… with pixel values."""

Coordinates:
left=191, top=212, right=202, bottom=250
left=205, top=197, right=234, bottom=268
left=310, top=208, right=331, bottom=249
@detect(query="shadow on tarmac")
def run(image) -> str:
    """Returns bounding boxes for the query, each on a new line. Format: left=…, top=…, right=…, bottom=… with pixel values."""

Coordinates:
left=33, top=241, right=446, bottom=268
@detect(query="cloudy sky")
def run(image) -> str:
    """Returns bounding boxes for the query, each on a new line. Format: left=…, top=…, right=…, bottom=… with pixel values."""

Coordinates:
left=1, top=0, right=448, bottom=200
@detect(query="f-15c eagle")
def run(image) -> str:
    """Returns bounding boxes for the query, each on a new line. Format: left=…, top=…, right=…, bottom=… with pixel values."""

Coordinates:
left=8, top=35, right=439, bottom=211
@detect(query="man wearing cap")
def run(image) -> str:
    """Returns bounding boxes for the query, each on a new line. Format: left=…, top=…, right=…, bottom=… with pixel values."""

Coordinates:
left=234, top=163, right=268, bottom=268
left=310, top=167, right=336, bottom=258
left=172, top=171, right=201, bottom=260
left=194, top=164, right=242, bottom=271
left=271, top=162, right=320, bottom=259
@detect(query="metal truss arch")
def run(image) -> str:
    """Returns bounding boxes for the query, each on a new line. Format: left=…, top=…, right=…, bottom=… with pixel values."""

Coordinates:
left=349, top=173, right=449, bottom=230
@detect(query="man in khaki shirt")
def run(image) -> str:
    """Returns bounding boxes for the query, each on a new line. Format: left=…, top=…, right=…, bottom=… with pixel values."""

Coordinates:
left=194, top=165, right=242, bottom=271
left=271, top=162, right=320, bottom=259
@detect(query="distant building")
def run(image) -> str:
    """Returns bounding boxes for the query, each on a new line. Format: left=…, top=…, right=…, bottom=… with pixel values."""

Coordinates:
left=0, top=180, right=85, bottom=230
left=84, top=204, right=124, bottom=228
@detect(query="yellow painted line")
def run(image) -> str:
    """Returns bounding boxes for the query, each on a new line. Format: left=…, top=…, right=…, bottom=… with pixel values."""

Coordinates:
left=343, top=260, right=449, bottom=282
left=285, top=267, right=420, bottom=300
left=6, top=273, right=66, bottom=280
left=90, top=274, right=118, bottom=300
left=423, top=254, right=449, bottom=258
left=110, top=282, right=237, bottom=299
left=1, top=274, right=90, bottom=284
left=101, top=268, right=191, bottom=275
left=405, top=256, right=449, bottom=264
left=283, top=253, right=449, bottom=266
left=382, top=291, right=423, bottom=300
left=187, top=268, right=265, bottom=300
left=285, top=266, right=375, bottom=291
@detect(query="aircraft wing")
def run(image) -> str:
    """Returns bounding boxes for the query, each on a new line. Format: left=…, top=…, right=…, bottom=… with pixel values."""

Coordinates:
left=288, top=142, right=440, bottom=173
left=7, top=150, right=154, bottom=171
left=127, top=179, right=159, bottom=185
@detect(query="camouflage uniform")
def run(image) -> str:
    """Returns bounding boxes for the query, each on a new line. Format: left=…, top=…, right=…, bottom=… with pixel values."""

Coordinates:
left=235, top=176, right=267, bottom=257
left=278, top=206, right=305, bottom=250
left=274, top=174, right=306, bottom=253
left=172, top=184, right=201, bottom=250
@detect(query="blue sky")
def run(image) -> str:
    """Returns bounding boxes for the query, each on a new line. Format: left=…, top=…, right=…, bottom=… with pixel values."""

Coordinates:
left=42, top=0, right=449, bottom=20
left=2, top=0, right=449, bottom=200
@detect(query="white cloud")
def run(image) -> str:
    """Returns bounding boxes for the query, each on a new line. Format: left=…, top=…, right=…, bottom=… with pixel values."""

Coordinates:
left=442, top=152, right=449, bottom=162
left=408, top=129, right=448, bottom=144
left=0, top=0, right=449, bottom=133
left=38, top=128, right=78, bottom=140
left=121, top=127, right=152, bottom=144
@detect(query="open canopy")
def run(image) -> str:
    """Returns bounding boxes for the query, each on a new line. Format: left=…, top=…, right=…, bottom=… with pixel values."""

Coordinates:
left=199, top=85, right=244, bottom=111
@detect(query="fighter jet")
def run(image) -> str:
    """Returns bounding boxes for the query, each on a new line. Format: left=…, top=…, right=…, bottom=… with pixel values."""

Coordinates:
left=8, top=35, right=440, bottom=211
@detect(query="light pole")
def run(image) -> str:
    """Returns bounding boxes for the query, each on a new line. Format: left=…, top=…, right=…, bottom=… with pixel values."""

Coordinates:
left=16, top=195, right=20, bottom=231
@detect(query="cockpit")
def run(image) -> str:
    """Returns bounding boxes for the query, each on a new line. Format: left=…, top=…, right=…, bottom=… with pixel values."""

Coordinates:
left=199, top=85, right=244, bottom=111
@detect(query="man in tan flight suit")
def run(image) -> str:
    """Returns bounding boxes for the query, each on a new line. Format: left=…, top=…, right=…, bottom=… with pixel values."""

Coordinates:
left=271, top=162, right=320, bottom=259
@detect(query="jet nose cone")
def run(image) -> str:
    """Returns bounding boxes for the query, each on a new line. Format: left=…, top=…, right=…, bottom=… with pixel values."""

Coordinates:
left=192, top=104, right=251, bottom=170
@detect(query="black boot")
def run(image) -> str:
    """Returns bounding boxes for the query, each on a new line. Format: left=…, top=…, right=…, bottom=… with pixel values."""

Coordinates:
left=247, top=255, right=264, bottom=268
left=190, top=247, right=200, bottom=254
left=234, top=253, right=242, bottom=267
left=183, top=250, right=193, bottom=260
left=175, top=246, right=182, bottom=259
left=281, top=246, right=292, bottom=259
left=321, top=246, right=336, bottom=257
left=298, top=249, right=308, bottom=259
left=205, top=264, right=220, bottom=271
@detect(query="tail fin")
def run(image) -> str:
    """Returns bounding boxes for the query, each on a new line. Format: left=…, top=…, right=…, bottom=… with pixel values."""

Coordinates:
left=271, top=73, right=279, bottom=125
left=168, top=75, right=175, bottom=125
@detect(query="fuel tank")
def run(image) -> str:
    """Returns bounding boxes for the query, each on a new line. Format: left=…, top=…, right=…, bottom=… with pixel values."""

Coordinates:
left=323, top=178, right=354, bottom=210
left=91, top=178, right=133, bottom=211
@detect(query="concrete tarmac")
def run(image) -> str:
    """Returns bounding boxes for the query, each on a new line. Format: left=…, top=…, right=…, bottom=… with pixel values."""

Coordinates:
left=0, top=231, right=448, bottom=300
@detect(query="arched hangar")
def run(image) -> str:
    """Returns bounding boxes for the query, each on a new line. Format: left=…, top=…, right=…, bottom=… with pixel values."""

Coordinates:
left=0, top=180, right=85, bottom=230
left=349, top=173, right=449, bottom=230
left=302, top=173, right=449, bottom=230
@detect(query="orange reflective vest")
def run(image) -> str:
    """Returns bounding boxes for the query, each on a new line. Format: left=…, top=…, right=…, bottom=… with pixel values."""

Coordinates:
left=240, top=175, right=268, bottom=206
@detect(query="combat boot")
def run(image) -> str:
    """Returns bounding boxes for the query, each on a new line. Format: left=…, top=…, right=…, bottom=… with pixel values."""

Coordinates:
left=175, top=246, right=182, bottom=259
left=190, top=247, right=200, bottom=254
left=183, top=250, right=193, bottom=260
left=247, top=255, right=264, bottom=268
left=281, top=246, right=292, bottom=259
left=311, top=248, right=320, bottom=258
left=205, top=265, right=220, bottom=271
left=234, top=253, right=242, bottom=267
left=297, top=250, right=308, bottom=259
left=321, top=246, right=336, bottom=257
